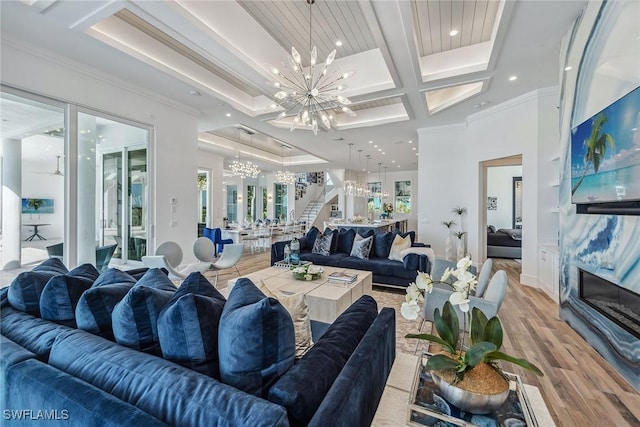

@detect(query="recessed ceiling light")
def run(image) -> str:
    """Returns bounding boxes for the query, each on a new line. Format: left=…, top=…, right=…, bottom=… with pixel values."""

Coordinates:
left=416, top=153, right=419, bottom=156
left=508, top=75, right=518, bottom=81
left=397, top=165, right=401, bottom=168
left=190, top=90, right=201, bottom=96
left=408, top=140, right=413, bottom=144
left=412, top=147, right=416, bottom=150
left=378, top=148, right=382, bottom=152
left=374, top=144, right=378, bottom=148
left=226, top=113, right=232, bottom=117
left=449, top=29, right=459, bottom=36
left=382, top=152, right=386, bottom=155
left=392, top=160, right=395, bottom=163
left=335, top=40, right=343, bottom=47
left=369, top=140, right=373, bottom=144
left=564, top=66, right=573, bottom=71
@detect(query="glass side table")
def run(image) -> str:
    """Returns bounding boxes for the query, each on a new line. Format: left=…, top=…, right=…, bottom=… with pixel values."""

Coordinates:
left=407, top=354, right=539, bottom=427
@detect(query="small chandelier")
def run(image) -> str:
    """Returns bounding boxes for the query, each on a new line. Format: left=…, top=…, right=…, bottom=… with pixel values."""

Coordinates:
left=275, top=144, right=296, bottom=185
left=268, top=0, right=356, bottom=135
left=230, top=129, right=261, bottom=179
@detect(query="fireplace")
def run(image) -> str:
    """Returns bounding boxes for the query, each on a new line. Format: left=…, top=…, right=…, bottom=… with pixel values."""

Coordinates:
left=579, top=269, right=640, bottom=338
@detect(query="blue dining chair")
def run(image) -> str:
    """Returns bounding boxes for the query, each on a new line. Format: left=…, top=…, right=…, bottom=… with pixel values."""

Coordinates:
left=214, top=227, right=234, bottom=256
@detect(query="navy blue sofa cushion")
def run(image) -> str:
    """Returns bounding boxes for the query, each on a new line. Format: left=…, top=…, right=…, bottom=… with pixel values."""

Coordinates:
left=112, top=268, right=177, bottom=355
left=1, top=335, right=36, bottom=374
left=300, top=251, right=348, bottom=267
left=158, top=272, right=226, bottom=379
left=308, top=308, right=396, bottom=427
left=48, top=329, right=289, bottom=427
left=4, top=358, right=168, bottom=426
left=372, top=231, right=395, bottom=258
left=267, top=295, right=378, bottom=427
left=219, top=278, right=295, bottom=398
left=75, top=268, right=139, bottom=340
left=0, top=302, right=74, bottom=361
left=39, top=264, right=100, bottom=327
left=336, top=228, right=356, bottom=254
left=7, top=259, right=69, bottom=317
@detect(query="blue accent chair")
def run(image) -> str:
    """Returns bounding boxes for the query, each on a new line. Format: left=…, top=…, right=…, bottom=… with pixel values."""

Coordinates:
left=203, top=227, right=233, bottom=257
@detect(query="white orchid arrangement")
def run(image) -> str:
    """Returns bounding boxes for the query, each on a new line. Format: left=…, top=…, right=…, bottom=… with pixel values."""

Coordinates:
left=291, top=263, right=323, bottom=280
left=401, top=256, right=477, bottom=320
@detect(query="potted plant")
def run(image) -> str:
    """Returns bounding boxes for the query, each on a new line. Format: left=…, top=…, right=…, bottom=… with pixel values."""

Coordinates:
left=454, top=230, right=467, bottom=259
left=401, top=258, right=543, bottom=414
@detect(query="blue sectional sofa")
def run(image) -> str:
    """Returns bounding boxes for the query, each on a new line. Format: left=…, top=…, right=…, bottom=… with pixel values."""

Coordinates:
left=271, top=227, right=431, bottom=288
left=1, top=259, right=396, bottom=427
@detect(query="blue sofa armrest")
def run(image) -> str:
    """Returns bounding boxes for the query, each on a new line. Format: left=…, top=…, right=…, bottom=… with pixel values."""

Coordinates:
left=271, top=240, right=292, bottom=265
left=308, top=308, right=396, bottom=427
left=402, top=253, right=431, bottom=274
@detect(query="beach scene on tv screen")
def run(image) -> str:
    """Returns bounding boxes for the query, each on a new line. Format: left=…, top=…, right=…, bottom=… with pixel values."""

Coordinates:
left=571, top=87, right=640, bottom=204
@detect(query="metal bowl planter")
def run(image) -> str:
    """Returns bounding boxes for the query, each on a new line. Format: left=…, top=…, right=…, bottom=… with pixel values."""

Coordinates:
left=430, top=371, right=510, bottom=414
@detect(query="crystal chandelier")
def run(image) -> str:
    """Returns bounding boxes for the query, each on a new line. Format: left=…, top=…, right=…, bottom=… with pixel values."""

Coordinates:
left=275, top=145, right=296, bottom=185
left=230, top=129, right=261, bottom=179
left=267, top=0, right=356, bottom=135
left=343, top=143, right=357, bottom=195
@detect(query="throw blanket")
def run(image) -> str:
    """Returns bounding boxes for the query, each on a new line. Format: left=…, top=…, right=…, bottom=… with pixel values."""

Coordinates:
left=400, top=247, right=435, bottom=264
left=497, top=228, right=522, bottom=240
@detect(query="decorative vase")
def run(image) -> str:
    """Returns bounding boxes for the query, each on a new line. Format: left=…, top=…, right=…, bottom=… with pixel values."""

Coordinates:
left=456, top=238, right=464, bottom=260
left=430, top=368, right=510, bottom=414
left=445, top=233, right=452, bottom=261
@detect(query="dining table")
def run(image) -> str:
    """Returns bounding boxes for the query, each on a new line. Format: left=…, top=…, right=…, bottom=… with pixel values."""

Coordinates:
left=23, top=223, right=51, bottom=241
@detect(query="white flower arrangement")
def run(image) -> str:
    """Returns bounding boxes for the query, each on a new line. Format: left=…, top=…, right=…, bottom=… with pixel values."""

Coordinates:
left=400, top=257, right=477, bottom=320
left=291, top=263, right=324, bottom=280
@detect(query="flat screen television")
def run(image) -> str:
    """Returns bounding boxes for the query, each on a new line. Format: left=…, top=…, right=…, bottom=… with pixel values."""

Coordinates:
left=571, top=86, right=640, bottom=206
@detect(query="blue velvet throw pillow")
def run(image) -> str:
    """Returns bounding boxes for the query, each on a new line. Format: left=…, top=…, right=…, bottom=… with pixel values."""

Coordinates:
left=7, top=258, right=69, bottom=316
left=350, top=234, right=373, bottom=260
left=336, top=228, right=356, bottom=254
left=311, top=231, right=334, bottom=256
left=267, top=295, right=378, bottom=427
left=305, top=227, right=320, bottom=246
left=372, top=231, right=395, bottom=258
left=158, top=272, right=226, bottom=379
left=75, top=268, right=138, bottom=340
left=40, top=264, right=100, bottom=327
left=112, top=268, right=177, bottom=355
left=219, top=278, right=295, bottom=398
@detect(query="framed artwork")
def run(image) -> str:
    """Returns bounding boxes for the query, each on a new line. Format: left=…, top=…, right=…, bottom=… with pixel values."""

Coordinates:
left=488, top=196, right=498, bottom=210
left=513, top=177, right=522, bottom=229
left=21, top=198, right=54, bottom=214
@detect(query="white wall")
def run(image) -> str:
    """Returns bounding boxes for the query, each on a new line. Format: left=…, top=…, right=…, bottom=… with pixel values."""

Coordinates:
left=2, top=42, right=200, bottom=265
left=418, top=88, right=560, bottom=286
left=487, top=166, right=522, bottom=229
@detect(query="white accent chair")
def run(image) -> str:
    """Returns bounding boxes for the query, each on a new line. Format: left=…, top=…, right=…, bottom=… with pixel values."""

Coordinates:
left=142, top=239, right=213, bottom=281
left=209, top=243, right=244, bottom=286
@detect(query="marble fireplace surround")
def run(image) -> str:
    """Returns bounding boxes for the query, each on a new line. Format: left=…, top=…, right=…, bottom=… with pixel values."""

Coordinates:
left=558, top=0, right=640, bottom=392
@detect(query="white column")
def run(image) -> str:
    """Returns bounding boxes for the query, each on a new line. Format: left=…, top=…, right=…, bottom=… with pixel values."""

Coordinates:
left=1, top=138, right=22, bottom=270
left=77, top=115, right=97, bottom=266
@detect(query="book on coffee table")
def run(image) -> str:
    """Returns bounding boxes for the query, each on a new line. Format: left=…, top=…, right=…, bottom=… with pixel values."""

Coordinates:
left=327, top=272, right=358, bottom=284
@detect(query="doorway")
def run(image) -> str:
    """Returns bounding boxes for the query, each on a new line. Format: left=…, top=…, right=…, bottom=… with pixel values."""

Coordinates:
left=480, top=156, right=523, bottom=261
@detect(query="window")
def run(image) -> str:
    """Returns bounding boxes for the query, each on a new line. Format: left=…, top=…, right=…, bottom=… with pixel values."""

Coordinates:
left=226, top=185, right=238, bottom=222
left=367, top=182, right=382, bottom=212
left=262, top=187, right=268, bottom=219
left=197, top=171, right=208, bottom=223
left=274, top=184, right=288, bottom=221
left=246, top=185, right=256, bottom=223
left=395, top=181, right=411, bottom=213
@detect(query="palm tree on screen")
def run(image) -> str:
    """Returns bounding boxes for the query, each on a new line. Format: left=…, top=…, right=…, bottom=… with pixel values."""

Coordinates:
left=571, top=113, right=615, bottom=195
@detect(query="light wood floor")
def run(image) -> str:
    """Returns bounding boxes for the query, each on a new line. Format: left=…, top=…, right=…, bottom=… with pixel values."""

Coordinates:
left=214, top=251, right=640, bottom=427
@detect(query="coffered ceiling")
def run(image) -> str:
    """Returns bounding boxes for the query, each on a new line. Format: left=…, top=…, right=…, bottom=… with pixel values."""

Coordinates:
left=0, top=0, right=586, bottom=173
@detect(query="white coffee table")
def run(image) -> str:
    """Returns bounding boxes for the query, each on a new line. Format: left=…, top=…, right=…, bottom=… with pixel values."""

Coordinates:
left=224, top=265, right=372, bottom=323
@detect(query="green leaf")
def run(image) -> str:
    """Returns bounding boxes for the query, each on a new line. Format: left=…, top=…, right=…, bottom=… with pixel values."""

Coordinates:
left=464, top=342, right=497, bottom=367
left=485, top=350, right=544, bottom=376
left=405, top=333, right=455, bottom=354
left=425, top=354, right=460, bottom=371
left=470, top=307, right=488, bottom=345
left=441, top=302, right=459, bottom=347
left=434, top=307, right=457, bottom=351
left=484, top=317, right=503, bottom=349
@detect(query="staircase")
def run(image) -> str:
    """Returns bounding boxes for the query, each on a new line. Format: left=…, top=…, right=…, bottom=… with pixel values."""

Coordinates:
left=299, top=201, right=323, bottom=227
